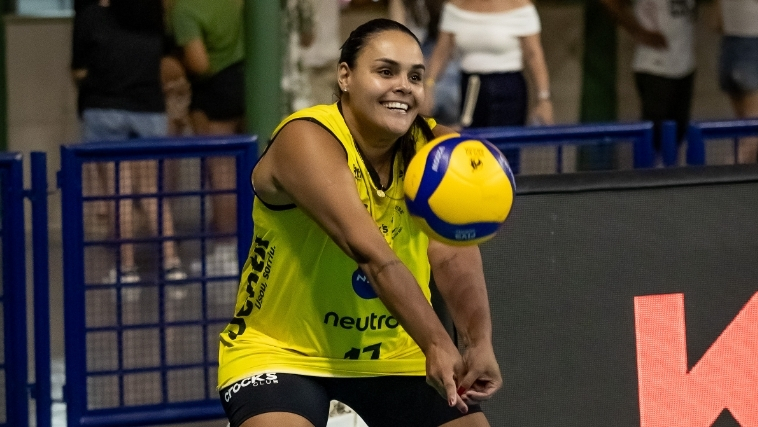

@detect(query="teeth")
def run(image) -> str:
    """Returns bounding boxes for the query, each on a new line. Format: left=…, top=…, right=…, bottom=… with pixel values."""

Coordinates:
left=383, top=102, right=408, bottom=111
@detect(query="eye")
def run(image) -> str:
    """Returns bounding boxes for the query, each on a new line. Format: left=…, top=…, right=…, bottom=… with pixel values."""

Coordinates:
left=378, top=69, right=393, bottom=76
left=410, top=73, right=422, bottom=82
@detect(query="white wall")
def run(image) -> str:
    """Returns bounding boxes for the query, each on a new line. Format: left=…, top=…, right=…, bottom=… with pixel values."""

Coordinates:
left=6, top=15, right=80, bottom=231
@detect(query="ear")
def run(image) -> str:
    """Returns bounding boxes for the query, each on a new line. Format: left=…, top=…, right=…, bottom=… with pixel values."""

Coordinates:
left=337, top=62, right=350, bottom=92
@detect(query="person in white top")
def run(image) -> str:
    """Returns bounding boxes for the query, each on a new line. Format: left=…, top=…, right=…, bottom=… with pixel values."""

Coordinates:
left=602, top=0, right=697, bottom=163
left=422, top=0, right=553, bottom=129
left=716, top=0, right=758, bottom=163
left=390, top=0, right=463, bottom=126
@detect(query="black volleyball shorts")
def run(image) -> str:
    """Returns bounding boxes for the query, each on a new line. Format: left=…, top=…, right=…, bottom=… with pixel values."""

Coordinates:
left=219, top=373, right=482, bottom=427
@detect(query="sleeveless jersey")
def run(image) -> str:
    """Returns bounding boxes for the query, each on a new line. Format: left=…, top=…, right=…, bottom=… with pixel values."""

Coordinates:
left=218, top=104, right=437, bottom=388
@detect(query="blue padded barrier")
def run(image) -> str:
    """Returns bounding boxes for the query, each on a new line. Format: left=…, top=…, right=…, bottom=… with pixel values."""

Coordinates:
left=462, top=122, right=655, bottom=173
left=686, top=119, right=758, bottom=165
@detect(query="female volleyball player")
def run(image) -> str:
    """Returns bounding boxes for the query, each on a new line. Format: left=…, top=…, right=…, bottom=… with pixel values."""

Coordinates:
left=218, top=19, right=501, bottom=427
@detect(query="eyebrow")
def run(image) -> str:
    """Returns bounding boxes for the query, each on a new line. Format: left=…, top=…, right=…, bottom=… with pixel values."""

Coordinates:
left=374, top=58, right=425, bottom=71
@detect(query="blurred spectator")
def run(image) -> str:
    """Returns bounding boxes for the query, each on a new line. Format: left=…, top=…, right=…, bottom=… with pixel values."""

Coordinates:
left=390, top=0, right=461, bottom=126
left=716, top=0, right=758, bottom=163
left=602, top=0, right=696, bottom=165
left=299, top=0, right=341, bottom=107
left=282, top=0, right=316, bottom=112
left=71, top=0, right=187, bottom=287
left=172, top=0, right=244, bottom=274
left=423, top=0, right=554, bottom=128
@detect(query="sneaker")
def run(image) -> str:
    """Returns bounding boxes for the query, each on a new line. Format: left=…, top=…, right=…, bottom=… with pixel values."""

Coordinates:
left=104, top=267, right=141, bottom=284
left=164, top=266, right=187, bottom=281
left=103, top=268, right=142, bottom=302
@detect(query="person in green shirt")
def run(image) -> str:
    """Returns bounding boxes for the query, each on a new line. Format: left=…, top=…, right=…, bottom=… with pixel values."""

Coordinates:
left=172, top=0, right=245, bottom=273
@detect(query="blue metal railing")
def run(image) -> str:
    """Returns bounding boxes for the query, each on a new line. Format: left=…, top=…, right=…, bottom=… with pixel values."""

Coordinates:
left=463, top=122, right=656, bottom=173
left=59, top=135, right=257, bottom=427
left=0, top=153, right=29, bottom=427
left=30, top=152, right=52, bottom=427
left=686, top=119, right=758, bottom=165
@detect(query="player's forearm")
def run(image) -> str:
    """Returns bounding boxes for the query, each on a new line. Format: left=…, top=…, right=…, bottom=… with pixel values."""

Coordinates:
left=432, top=248, right=493, bottom=347
left=361, top=258, right=455, bottom=353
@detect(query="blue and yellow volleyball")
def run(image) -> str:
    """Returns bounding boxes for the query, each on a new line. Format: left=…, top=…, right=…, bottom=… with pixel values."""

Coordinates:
left=404, top=134, right=516, bottom=246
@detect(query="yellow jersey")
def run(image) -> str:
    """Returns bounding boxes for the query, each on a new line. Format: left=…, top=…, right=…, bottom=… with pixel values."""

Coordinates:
left=218, top=104, right=438, bottom=388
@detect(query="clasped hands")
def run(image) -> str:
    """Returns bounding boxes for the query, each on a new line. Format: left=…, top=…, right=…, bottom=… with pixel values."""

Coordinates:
left=425, top=341, right=502, bottom=414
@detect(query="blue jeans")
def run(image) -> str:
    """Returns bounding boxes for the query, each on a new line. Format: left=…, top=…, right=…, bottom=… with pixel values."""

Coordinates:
left=82, top=109, right=167, bottom=142
left=719, top=36, right=758, bottom=94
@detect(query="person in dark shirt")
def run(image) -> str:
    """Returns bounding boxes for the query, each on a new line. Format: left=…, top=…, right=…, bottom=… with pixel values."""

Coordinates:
left=72, top=0, right=187, bottom=290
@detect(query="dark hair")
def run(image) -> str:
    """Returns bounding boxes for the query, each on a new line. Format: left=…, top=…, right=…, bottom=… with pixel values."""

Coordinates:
left=109, top=0, right=164, bottom=34
left=338, top=18, right=435, bottom=170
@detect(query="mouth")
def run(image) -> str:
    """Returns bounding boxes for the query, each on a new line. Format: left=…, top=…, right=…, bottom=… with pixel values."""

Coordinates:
left=381, top=101, right=410, bottom=113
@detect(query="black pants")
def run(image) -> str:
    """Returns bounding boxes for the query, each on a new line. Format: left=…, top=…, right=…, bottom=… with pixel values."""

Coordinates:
left=460, top=71, right=526, bottom=171
left=634, top=72, right=695, bottom=152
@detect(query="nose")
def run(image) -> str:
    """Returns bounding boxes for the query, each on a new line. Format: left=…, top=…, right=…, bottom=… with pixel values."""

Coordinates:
left=396, top=75, right=412, bottom=94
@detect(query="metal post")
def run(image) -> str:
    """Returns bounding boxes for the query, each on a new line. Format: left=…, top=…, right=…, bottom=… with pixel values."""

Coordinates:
left=686, top=125, right=706, bottom=166
left=31, top=152, right=52, bottom=427
left=244, top=0, right=283, bottom=154
left=660, top=121, right=678, bottom=167
left=2, top=154, right=28, bottom=427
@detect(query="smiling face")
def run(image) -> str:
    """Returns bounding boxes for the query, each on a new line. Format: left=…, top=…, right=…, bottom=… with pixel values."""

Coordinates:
left=338, top=29, right=426, bottom=145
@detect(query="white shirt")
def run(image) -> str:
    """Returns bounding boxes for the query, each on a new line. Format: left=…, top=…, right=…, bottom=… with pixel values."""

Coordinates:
left=632, top=0, right=696, bottom=77
left=439, top=3, right=541, bottom=73
left=720, top=0, right=758, bottom=36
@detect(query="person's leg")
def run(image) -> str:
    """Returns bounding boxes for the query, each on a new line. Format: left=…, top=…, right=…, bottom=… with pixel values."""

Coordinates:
left=83, top=109, right=138, bottom=275
left=733, top=91, right=758, bottom=163
left=635, top=72, right=677, bottom=160
left=130, top=112, right=185, bottom=275
left=671, top=72, right=695, bottom=164
left=719, top=36, right=758, bottom=163
left=439, top=413, right=490, bottom=427
left=207, top=119, right=243, bottom=235
left=240, top=413, right=315, bottom=427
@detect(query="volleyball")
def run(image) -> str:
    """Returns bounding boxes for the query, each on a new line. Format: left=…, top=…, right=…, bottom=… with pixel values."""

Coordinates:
left=404, top=134, right=516, bottom=246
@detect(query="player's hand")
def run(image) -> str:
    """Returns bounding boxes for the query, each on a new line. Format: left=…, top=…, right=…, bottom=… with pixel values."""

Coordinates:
left=456, top=342, right=502, bottom=405
left=425, top=342, right=469, bottom=414
left=634, top=29, right=667, bottom=49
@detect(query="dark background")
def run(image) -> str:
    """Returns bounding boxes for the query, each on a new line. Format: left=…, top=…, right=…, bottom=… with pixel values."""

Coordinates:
left=475, top=165, right=758, bottom=426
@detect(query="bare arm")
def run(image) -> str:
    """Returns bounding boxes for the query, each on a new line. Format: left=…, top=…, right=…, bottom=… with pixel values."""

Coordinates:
left=422, top=31, right=456, bottom=115
left=428, top=241, right=491, bottom=346
left=255, top=120, right=468, bottom=411
left=520, top=33, right=554, bottom=125
left=181, top=38, right=211, bottom=76
left=388, top=0, right=407, bottom=23
left=428, top=239, right=502, bottom=403
left=600, top=0, right=667, bottom=48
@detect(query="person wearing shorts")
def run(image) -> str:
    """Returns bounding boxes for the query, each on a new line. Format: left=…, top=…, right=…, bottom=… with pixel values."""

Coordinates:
left=717, top=0, right=758, bottom=163
left=217, top=19, right=502, bottom=427
left=172, top=0, right=244, bottom=272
